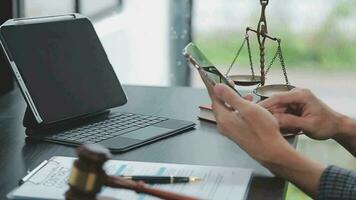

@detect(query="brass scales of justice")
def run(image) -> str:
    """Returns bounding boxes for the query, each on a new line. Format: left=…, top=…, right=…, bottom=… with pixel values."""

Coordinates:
left=225, top=0, right=295, bottom=98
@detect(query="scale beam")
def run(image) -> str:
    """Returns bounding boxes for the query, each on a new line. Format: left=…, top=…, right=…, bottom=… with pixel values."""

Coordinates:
left=246, top=27, right=279, bottom=42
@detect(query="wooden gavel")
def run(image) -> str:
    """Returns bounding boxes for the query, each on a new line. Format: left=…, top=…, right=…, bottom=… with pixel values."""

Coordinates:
left=65, top=144, right=199, bottom=200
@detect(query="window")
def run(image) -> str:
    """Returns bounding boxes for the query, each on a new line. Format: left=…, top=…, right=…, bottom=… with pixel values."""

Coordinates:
left=17, top=0, right=122, bottom=20
left=78, top=0, right=122, bottom=20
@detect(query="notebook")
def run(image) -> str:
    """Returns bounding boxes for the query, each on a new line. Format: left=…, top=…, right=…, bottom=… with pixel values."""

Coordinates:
left=8, top=156, right=252, bottom=200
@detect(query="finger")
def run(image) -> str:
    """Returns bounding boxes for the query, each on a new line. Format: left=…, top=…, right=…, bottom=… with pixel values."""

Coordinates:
left=198, top=69, right=218, bottom=101
left=280, top=127, right=302, bottom=135
left=269, top=107, right=288, bottom=114
left=228, top=79, right=235, bottom=87
left=269, top=104, right=286, bottom=110
left=211, top=101, right=244, bottom=139
left=213, top=84, right=251, bottom=114
left=243, top=94, right=253, bottom=102
left=274, top=113, right=306, bottom=130
left=211, top=99, right=235, bottom=125
left=259, top=89, right=305, bottom=109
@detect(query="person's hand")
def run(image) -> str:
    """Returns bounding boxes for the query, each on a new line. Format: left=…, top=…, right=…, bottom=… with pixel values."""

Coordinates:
left=205, top=84, right=327, bottom=198
left=259, top=88, right=344, bottom=140
left=198, top=69, right=253, bottom=102
left=210, top=84, right=293, bottom=164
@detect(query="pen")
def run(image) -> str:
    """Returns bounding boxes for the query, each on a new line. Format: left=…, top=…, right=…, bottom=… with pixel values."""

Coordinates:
left=19, top=160, right=48, bottom=185
left=121, top=176, right=203, bottom=184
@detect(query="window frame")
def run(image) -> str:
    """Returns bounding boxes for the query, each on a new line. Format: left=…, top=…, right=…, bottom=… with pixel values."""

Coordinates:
left=13, top=0, right=123, bottom=20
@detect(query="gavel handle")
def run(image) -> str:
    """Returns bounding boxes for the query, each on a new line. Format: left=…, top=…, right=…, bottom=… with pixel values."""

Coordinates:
left=105, top=175, right=199, bottom=200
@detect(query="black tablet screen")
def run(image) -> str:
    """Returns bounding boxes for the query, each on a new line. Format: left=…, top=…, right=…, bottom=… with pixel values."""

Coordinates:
left=0, top=18, right=127, bottom=123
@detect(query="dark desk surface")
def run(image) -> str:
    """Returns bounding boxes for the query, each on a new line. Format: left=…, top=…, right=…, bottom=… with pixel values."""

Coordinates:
left=0, top=85, right=296, bottom=200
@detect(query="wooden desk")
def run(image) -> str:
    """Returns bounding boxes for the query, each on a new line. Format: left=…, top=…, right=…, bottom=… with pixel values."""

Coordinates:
left=0, top=85, right=296, bottom=199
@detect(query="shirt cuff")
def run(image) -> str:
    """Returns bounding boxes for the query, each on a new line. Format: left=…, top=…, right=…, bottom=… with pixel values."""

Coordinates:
left=317, top=165, right=356, bottom=200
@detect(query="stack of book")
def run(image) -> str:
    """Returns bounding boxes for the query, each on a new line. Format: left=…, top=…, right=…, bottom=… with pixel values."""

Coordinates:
left=198, top=104, right=216, bottom=123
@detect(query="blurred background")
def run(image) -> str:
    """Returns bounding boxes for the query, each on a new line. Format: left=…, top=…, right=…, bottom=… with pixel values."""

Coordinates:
left=1, top=0, right=356, bottom=199
left=16, top=0, right=356, bottom=91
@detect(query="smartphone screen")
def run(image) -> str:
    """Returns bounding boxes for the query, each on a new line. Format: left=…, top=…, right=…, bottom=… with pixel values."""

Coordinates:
left=183, top=43, right=242, bottom=96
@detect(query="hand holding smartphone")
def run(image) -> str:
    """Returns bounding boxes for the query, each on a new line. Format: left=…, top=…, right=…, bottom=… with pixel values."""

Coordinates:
left=183, top=43, right=242, bottom=97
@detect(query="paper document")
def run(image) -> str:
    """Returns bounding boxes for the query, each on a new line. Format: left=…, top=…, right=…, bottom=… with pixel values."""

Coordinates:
left=8, top=156, right=252, bottom=200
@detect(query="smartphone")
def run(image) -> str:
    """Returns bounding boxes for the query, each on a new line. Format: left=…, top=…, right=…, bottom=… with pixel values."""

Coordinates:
left=183, top=43, right=242, bottom=96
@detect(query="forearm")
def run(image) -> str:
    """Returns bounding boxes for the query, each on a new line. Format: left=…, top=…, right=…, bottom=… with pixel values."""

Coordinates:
left=261, top=144, right=326, bottom=198
left=335, top=115, right=356, bottom=157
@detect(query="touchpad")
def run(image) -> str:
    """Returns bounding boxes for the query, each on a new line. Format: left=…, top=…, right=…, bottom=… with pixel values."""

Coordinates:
left=121, top=126, right=171, bottom=140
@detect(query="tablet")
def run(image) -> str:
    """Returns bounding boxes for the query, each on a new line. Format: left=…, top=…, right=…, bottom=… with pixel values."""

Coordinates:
left=0, top=14, right=127, bottom=124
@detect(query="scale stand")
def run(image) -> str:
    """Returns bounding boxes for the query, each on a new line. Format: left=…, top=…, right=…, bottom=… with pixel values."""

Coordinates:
left=225, top=0, right=295, bottom=99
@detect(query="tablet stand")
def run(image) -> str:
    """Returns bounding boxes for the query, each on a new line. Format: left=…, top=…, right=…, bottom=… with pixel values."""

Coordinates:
left=23, top=106, right=67, bottom=135
left=23, top=106, right=41, bottom=129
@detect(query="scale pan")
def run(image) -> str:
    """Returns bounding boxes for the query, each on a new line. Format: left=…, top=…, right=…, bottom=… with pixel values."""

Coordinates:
left=254, top=84, right=295, bottom=99
left=228, top=75, right=262, bottom=86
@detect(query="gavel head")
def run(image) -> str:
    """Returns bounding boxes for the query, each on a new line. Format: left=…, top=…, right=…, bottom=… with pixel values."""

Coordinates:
left=65, top=144, right=112, bottom=200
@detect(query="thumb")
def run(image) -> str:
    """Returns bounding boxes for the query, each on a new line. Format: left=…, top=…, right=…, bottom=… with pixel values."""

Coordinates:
left=274, top=113, right=306, bottom=130
left=214, top=84, right=250, bottom=113
left=228, top=79, right=235, bottom=87
left=243, top=94, right=254, bottom=102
